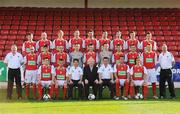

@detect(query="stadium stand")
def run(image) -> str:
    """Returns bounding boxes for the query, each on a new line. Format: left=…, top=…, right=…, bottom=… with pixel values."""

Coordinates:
left=0, top=7, right=179, bottom=61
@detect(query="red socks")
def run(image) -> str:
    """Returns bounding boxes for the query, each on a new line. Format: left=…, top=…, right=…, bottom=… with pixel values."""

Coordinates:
left=26, top=85, right=30, bottom=98
left=152, top=83, right=156, bottom=96
left=32, top=84, right=36, bottom=98
left=55, top=87, right=59, bottom=99
left=38, top=83, right=43, bottom=99
left=49, top=84, right=55, bottom=98
left=129, top=85, right=134, bottom=98
left=115, top=80, right=120, bottom=97
left=63, top=85, right=67, bottom=99
left=123, top=80, right=129, bottom=97
left=143, top=84, right=148, bottom=99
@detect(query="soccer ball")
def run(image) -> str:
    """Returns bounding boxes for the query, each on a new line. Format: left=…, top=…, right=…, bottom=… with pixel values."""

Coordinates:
left=135, top=95, right=139, bottom=99
left=88, top=94, right=95, bottom=100
left=139, top=94, right=144, bottom=99
left=43, top=94, right=50, bottom=101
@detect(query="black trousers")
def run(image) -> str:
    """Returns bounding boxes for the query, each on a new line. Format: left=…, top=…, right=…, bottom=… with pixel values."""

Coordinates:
left=99, top=79, right=115, bottom=99
left=159, top=69, right=176, bottom=97
left=7, top=68, right=22, bottom=99
left=84, top=81, right=98, bottom=99
left=68, top=80, right=83, bottom=99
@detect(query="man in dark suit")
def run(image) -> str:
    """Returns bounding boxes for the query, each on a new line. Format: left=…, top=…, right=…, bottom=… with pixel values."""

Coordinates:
left=83, top=58, right=99, bottom=99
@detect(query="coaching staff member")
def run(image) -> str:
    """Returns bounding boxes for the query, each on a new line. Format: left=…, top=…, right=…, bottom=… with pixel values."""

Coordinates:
left=4, top=44, right=24, bottom=99
left=83, top=58, right=99, bottom=99
left=159, top=44, right=176, bottom=99
left=68, top=59, right=83, bottom=99
left=98, top=57, right=115, bottom=99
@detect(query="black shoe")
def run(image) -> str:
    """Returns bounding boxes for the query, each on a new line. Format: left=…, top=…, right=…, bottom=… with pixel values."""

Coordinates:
left=170, top=96, right=176, bottom=99
left=7, top=97, right=12, bottom=100
left=17, top=97, right=22, bottom=100
left=159, top=96, right=165, bottom=99
left=68, top=97, right=73, bottom=100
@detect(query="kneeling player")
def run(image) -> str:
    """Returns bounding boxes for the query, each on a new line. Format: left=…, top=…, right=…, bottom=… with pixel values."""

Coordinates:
left=37, top=58, right=55, bottom=100
left=54, top=59, right=68, bottom=100
left=114, top=56, right=130, bottom=100
left=24, top=46, right=38, bottom=99
left=129, top=57, right=148, bottom=99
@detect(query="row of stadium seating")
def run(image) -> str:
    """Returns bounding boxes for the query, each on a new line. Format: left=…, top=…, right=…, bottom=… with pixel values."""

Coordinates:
left=0, top=7, right=179, bottom=61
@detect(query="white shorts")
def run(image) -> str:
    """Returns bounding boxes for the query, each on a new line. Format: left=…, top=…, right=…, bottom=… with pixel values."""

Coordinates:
left=147, top=68, right=157, bottom=83
left=25, top=70, right=38, bottom=84
left=118, top=79, right=126, bottom=86
left=56, top=80, right=66, bottom=86
left=41, top=81, right=52, bottom=88
left=134, top=80, right=144, bottom=86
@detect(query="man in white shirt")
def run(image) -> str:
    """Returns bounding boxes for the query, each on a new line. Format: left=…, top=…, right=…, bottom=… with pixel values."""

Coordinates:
left=158, top=44, right=176, bottom=99
left=4, top=44, right=24, bottom=100
left=98, top=57, right=115, bottom=99
left=68, top=59, right=83, bottom=99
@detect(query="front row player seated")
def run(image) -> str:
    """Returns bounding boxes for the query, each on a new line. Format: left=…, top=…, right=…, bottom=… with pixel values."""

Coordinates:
left=129, top=57, right=148, bottom=99
left=114, top=56, right=130, bottom=100
left=98, top=57, right=115, bottom=99
left=37, top=58, right=55, bottom=100
left=68, top=59, right=84, bottom=99
left=54, top=59, right=68, bottom=100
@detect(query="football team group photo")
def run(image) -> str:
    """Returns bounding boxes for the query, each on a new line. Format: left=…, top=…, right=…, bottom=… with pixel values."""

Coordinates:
left=0, top=0, right=180, bottom=114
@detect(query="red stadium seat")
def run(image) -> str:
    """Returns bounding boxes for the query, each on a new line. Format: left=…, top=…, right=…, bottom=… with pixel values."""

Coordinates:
left=11, top=20, right=20, bottom=25
left=1, top=25, right=10, bottom=30
left=18, top=30, right=26, bottom=35
left=20, top=21, right=28, bottom=25
left=154, top=26, right=161, bottom=30
left=8, top=35, right=16, bottom=40
left=1, top=30, right=9, bottom=35
left=156, top=36, right=165, bottom=41
left=161, top=26, right=170, bottom=30
left=164, top=36, right=174, bottom=41
left=19, top=26, right=27, bottom=30
left=163, top=31, right=172, bottom=36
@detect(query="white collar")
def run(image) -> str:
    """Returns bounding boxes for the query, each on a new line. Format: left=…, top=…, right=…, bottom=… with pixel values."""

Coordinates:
left=102, top=64, right=110, bottom=68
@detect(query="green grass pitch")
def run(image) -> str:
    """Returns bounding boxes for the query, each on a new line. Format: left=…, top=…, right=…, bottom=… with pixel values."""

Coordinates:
left=0, top=88, right=180, bottom=114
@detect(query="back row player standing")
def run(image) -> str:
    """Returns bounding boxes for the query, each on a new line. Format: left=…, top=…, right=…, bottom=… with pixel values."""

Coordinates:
left=22, top=30, right=156, bottom=55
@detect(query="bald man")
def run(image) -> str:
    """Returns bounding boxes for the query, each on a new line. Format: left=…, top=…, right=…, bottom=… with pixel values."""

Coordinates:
left=83, top=58, right=99, bottom=99
left=4, top=44, right=24, bottom=99
left=36, top=32, right=53, bottom=53
left=158, top=44, right=176, bottom=99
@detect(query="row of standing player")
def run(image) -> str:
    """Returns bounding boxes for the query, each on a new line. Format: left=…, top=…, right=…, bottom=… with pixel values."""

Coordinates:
left=22, top=30, right=157, bottom=55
